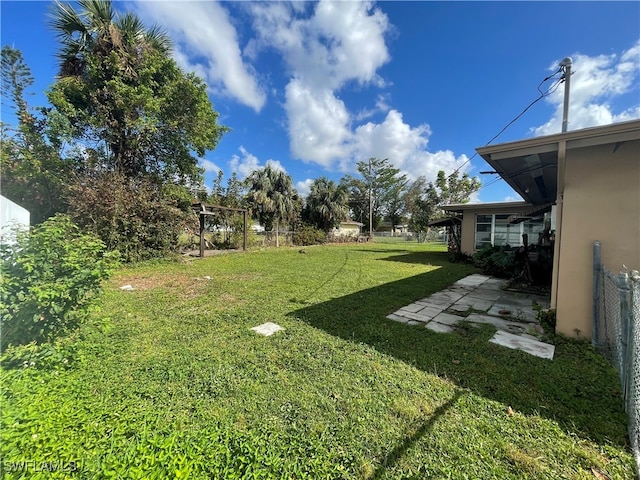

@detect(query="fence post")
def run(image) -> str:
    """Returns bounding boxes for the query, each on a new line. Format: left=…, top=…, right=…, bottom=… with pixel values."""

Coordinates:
left=593, top=241, right=601, bottom=347
left=618, top=271, right=631, bottom=408
left=629, top=270, right=640, bottom=475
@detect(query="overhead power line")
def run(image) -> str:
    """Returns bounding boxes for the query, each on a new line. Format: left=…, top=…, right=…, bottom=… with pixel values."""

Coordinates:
left=447, top=67, right=563, bottom=182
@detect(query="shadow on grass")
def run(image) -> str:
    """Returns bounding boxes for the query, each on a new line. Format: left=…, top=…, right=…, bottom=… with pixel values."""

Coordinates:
left=377, top=251, right=453, bottom=265
left=289, top=250, right=628, bottom=448
left=372, top=390, right=463, bottom=479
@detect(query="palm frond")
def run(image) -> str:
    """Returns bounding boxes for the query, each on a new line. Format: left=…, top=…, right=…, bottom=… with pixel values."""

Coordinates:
left=49, top=1, right=87, bottom=39
left=78, top=0, right=114, bottom=30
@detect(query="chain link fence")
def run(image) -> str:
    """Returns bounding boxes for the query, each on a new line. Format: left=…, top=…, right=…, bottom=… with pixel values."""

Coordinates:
left=593, top=241, right=640, bottom=473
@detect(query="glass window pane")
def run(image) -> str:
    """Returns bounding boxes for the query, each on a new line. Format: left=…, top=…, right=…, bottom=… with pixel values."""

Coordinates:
left=476, top=224, right=492, bottom=233
left=476, top=215, right=492, bottom=223
left=475, top=232, right=491, bottom=243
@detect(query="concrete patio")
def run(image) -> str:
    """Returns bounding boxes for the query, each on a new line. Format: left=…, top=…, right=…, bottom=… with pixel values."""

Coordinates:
left=387, top=274, right=555, bottom=360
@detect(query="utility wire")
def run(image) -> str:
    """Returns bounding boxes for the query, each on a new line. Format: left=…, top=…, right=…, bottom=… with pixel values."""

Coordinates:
left=476, top=76, right=564, bottom=194
left=447, top=68, right=563, bottom=182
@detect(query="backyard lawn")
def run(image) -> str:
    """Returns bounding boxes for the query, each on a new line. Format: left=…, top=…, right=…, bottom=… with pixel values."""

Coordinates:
left=1, top=243, right=634, bottom=479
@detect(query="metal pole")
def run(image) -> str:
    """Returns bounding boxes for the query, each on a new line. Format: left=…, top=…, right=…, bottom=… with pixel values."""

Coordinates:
left=619, top=271, right=631, bottom=406
left=560, top=57, right=572, bottom=133
left=368, top=158, right=373, bottom=240
left=593, top=241, right=601, bottom=347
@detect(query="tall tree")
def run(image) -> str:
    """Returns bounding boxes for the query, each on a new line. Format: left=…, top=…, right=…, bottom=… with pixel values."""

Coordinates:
left=1, top=46, right=69, bottom=224
left=344, top=158, right=407, bottom=235
left=407, top=170, right=480, bottom=238
left=245, top=165, right=299, bottom=247
left=47, top=0, right=228, bottom=183
left=406, top=176, right=438, bottom=239
left=431, top=170, right=481, bottom=205
left=303, top=177, right=349, bottom=233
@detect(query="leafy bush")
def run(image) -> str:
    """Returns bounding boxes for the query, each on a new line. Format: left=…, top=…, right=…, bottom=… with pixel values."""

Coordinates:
left=66, top=172, right=197, bottom=262
left=292, top=224, right=327, bottom=246
left=0, top=215, right=119, bottom=349
left=449, top=251, right=473, bottom=264
left=473, top=245, right=517, bottom=278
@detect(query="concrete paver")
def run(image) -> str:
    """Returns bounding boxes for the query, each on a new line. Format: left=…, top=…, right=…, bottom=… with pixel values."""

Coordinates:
left=425, top=322, right=454, bottom=333
left=386, top=274, right=555, bottom=359
left=489, top=331, right=555, bottom=360
left=431, top=312, right=463, bottom=326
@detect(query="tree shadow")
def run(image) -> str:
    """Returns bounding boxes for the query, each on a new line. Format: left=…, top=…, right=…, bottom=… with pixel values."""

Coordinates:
left=352, top=248, right=413, bottom=254
left=371, top=390, right=463, bottom=479
left=288, top=268, right=629, bottom=447
left=377, top=251, right=453, bottom=265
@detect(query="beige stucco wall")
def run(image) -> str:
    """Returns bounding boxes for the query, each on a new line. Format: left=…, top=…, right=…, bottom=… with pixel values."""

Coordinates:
left=555, top=139, right=640, bottom=337
left=457, top=204, right=534, bottom=254
left=335, top=224, right=361, bottom=237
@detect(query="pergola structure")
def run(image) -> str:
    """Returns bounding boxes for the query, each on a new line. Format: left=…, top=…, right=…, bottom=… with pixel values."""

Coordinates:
left=191, top=203, right=248, bottom=257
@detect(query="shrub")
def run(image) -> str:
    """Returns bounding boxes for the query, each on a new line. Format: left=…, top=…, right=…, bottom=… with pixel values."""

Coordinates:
left=66, top=172, right=197, bottom=262
left=473, top=245, right=517, bottom=278
left=0, top=215, right=119, bottom=349
left=293, top=225, right=327, bottom=246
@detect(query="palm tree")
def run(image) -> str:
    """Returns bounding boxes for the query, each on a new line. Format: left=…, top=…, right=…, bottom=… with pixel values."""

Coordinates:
left=49, top=0, right=175, bottom=177
left=305, top=177, right=349, bottom=233
left=246, top=165, right=299, bottom=247
left=50, top=0, right=171, bottom=78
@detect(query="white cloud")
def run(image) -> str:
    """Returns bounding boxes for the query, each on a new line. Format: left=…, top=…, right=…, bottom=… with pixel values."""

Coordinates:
left=503, top=195, right=523, bottom=202
left=200, top=159, right=221, bottom=173
left=285, top=79, right=351, bottom=167
left=135, top=1, right=266, bottom=112
left=228, top=146, right=287, bottom=180
left=353, top=94, right=391, bottom=121
left=265, top=159, right=285, bottom=172
left=246, top=1, right=468, bottom=184
left=296, top=179, right=314, bottom=198
left=249, top=0, right=390, bottom=90
left=533, top=40, right=640, bottom=136
left=229, top=146, right=261, bottom=179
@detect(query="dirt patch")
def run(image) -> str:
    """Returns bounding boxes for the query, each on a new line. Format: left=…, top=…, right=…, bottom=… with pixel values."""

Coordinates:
left=114, top=273, right=211, bottom=293
left=222, top=273, right=262, bottom=282
left=219, top=293, right=238, bottom=304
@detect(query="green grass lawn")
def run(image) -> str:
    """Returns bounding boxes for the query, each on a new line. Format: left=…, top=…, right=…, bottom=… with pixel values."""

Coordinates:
left=1, top=243, right=634, bottom=479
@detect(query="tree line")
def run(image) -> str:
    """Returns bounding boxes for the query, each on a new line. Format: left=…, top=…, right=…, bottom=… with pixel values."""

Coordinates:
left=1, top=0, right=480, bottom=261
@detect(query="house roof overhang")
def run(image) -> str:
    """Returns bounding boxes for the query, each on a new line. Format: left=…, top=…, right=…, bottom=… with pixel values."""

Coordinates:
left=475, top=120, right=640, bottom=205
left=443, top=201, right=532, bottom=213
left=428, top=217, right=462, bottom=227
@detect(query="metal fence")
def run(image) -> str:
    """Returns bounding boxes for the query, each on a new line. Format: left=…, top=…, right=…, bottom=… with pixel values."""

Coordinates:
left=593, top=241, right=640, bottom=473
left=372, top=230, right=447, bottom=244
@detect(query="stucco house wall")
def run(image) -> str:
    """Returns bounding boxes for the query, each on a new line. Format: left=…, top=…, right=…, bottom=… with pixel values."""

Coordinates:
left=554, top=138, right=640, bottom=337
left=334, top=221, right=363, bottom=238
left=461, top=120, right=640, bottom=338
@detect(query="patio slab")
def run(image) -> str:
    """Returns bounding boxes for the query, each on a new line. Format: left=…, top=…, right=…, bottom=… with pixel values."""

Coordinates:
left=386, top=274, right=554, bottom=359
left=432, top=312, right=464, bottom=326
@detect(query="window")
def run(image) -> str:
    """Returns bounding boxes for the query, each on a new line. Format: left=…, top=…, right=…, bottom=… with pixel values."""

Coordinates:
left=475, top=215, right=493, bottom=250
left=475, top=213, right=546, bottom=250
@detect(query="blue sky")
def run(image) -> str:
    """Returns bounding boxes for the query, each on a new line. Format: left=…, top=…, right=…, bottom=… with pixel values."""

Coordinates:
left=2, top=1, right=639, bottom=202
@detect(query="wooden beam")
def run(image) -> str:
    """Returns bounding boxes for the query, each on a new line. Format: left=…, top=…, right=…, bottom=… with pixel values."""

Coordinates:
left=199, top=212, right=205, bottom=258
left=192, top=203, right=247, bottom=213
left=243, top=210, right=247, bottom=251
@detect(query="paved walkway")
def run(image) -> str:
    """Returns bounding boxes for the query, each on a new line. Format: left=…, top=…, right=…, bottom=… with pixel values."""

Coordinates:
left=387, top=274, right=555, bottom=360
